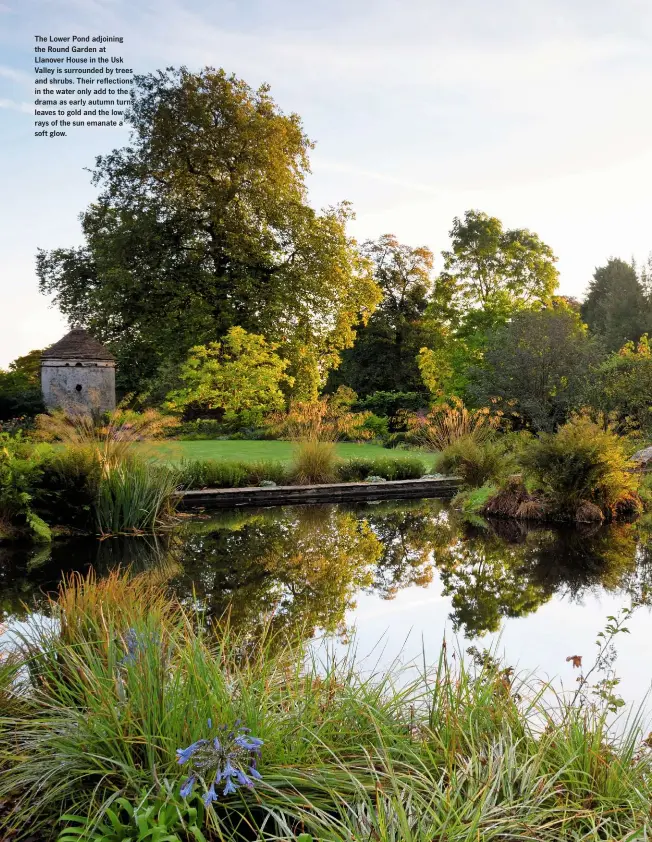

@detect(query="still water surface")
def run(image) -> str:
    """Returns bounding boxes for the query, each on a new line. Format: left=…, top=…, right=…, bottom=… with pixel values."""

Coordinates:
left=2, top=499, right=652, bottom=708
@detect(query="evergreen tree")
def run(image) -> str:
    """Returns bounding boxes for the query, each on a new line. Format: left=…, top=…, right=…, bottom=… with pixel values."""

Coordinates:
left=581, top=258, right=650, bottom=351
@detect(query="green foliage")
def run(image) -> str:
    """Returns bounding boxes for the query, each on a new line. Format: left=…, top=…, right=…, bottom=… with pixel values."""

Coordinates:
left=329, top=234, right=436, bottom=395
left=439, top=210, right=559, bottom=316
left=95, top=457, right=181, bottom=536
left=470, top=301, right=600, bottom=431
left=58, top=791, right=207, bottom=842
left=166, top=327, right=293, bottom=426
left=178, top=458, right=290, bottom=489
left=351, top=390, right=426, bottom=419
left=588, top=335, right=652, bottom=435
left=34, top=446, right=101, bottom=530
left=290, top=440, right=338, bottom=484
left=337, top=455, right=425, bottom=482
left=358, top=412, right=389, bottom=441
left=0, top=432, right=52, bottom=541
left=0, top=349, right=44, bottom=421
left=519, top=416, right=641, bottom=520
left=434, top=435, right=514, bottom=488
left=37, top=67, right=380, bottom=397
left=3, top=570, right=652, bottom=842
left=581, top=258, right=650, bottom=351
left=419, top=210, right=559, bottom=400
left=452, top=483, right=498, bottom=516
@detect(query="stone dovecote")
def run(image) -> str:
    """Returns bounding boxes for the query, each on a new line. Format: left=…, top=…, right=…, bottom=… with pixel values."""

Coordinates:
left=41, top=327, right=116, bottom=413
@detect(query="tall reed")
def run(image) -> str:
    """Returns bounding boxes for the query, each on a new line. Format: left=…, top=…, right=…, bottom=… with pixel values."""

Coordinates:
left=95, top=456, right=180, bottom=536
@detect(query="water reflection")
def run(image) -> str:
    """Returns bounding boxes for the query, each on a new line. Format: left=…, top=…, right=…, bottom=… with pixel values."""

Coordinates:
left=1, top=502, right=651, bottom=641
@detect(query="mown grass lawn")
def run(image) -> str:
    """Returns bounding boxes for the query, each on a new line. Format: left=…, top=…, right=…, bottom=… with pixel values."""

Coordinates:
left=149, top=439, right=431, bottom=467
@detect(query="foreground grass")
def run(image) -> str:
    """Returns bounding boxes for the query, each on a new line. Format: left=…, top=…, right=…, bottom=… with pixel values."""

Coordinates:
left=148, top=439, right=428, bottom=466
left=1, top=570, right=651, bottom=841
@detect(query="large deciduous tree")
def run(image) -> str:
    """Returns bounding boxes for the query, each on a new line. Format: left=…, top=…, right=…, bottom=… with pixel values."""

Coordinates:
left=580, top=258, right=650, bottom=352
left=37, top=67, right=380, bottom=397
left=419, top=210, right=560, bottom=400
left=328, top=234, right=435, bottom=395
left=469, top=300, right=600, bottom=431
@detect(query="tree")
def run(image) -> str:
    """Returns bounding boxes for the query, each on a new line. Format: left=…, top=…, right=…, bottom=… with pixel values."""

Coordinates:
left=587, top=335, right=652, bottom=435
left=439, top=210, right=558, bottom=319
left=419, top=210, right=559, bottom=400
left=581, top=258, right=650, bottom=352
left=0, top=350, right=44, bottom=420
left=165, top=327, right=293, bottom=425
left=469, top=300, right=599, bottom=431
left=328, top=235, right=434, bottom=395
left=37, top=67, right=380, bottom=397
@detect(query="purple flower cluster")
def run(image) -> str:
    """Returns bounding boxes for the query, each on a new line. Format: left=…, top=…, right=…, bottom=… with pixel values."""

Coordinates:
left=177, top=719, right=263, bottom=806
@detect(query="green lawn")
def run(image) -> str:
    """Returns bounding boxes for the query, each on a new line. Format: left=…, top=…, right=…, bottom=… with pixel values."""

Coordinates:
left=150, top=439, right=431, bottom=466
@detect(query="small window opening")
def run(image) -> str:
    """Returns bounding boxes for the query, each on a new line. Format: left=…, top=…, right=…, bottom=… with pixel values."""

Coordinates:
left=75, top=384, right=83, bottom=392
left=75, top=362, right=83, bottom=367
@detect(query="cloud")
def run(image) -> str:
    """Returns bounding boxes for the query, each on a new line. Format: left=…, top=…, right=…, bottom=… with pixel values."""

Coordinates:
left=0, top=98, right=32, bottom=114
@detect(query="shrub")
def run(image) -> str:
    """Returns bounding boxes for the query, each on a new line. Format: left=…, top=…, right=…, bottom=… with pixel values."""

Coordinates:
left=434, top=435, right=514, bottom=488
left=33, top=446, right=100, bottom=530
left=178, top=459, right=290, bottom=489
left=0, top=432, right=52, bottom=541
left=337, top=455, right=425, bottom=482
left=519, top=415, right=641, bottom=521
left=352, top=390, right=427, bottom=418
left=359, top=412, right=390, bottom=441
left=291, top=440, right=338, bottom=484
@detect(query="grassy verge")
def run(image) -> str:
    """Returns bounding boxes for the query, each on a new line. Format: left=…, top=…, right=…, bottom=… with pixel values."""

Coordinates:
left=1, top=570, right=651, bottom=841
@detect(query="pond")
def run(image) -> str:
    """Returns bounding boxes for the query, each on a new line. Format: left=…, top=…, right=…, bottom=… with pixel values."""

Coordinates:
left=2, top=499, right=652, bottom=708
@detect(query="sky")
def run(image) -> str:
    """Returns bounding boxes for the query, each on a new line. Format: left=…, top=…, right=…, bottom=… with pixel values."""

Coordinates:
left=1, top=0, right=651, bottom=366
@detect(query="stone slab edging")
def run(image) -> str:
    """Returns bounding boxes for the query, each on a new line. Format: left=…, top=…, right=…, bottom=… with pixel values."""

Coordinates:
left=177, top=476, right=462, bottom=509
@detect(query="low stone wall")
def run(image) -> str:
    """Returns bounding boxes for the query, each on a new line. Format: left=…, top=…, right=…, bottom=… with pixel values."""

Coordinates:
left=178, top=476, right=462, bottom=509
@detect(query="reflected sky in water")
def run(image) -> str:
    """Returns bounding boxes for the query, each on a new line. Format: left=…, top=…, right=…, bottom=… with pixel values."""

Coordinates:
left=2, top=499, right=652, bottom=709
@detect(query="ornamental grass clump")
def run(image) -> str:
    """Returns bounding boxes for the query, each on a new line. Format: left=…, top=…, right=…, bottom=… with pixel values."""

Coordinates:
left=519, top=415, right=642, bottom=522
left=406, top=397, right=498, bottom=452
left=434, top=435, right=514, bottom=488
left=291, top=440, right=339, bottom=485
left=94, top=455, right=181, bottom=536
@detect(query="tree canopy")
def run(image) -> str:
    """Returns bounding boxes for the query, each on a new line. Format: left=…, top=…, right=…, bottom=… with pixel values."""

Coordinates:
left=469, top=300, right=599, bottom=431
left=328, top=234, right=435, bottom=395
left=165, top=327, right=293, bottom=426
left=417, top=211, right=559, bottom=400
left=581, top=258, right=650, bottom=352
left=37, top=67, right=380, bottom=397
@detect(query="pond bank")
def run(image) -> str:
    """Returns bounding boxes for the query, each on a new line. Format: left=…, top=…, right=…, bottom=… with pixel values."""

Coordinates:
left=178, top=475, right=462, bottom=508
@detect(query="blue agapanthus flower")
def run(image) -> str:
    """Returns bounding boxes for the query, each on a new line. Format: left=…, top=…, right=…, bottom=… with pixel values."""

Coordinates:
left=177, top=719, right=264, bottom=805
left=119, top=627, right=161, bottom=666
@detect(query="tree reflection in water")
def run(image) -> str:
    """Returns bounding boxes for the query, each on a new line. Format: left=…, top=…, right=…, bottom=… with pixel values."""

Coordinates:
left=1, top=501, right=652, bottom=640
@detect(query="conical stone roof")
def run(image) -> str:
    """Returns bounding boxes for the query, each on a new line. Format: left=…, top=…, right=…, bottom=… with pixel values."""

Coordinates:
left=41, top=328, right=115, bottom=361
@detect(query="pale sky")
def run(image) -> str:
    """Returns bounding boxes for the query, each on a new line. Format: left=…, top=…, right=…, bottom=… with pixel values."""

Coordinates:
left=1, top=0, right=651, bottom=366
